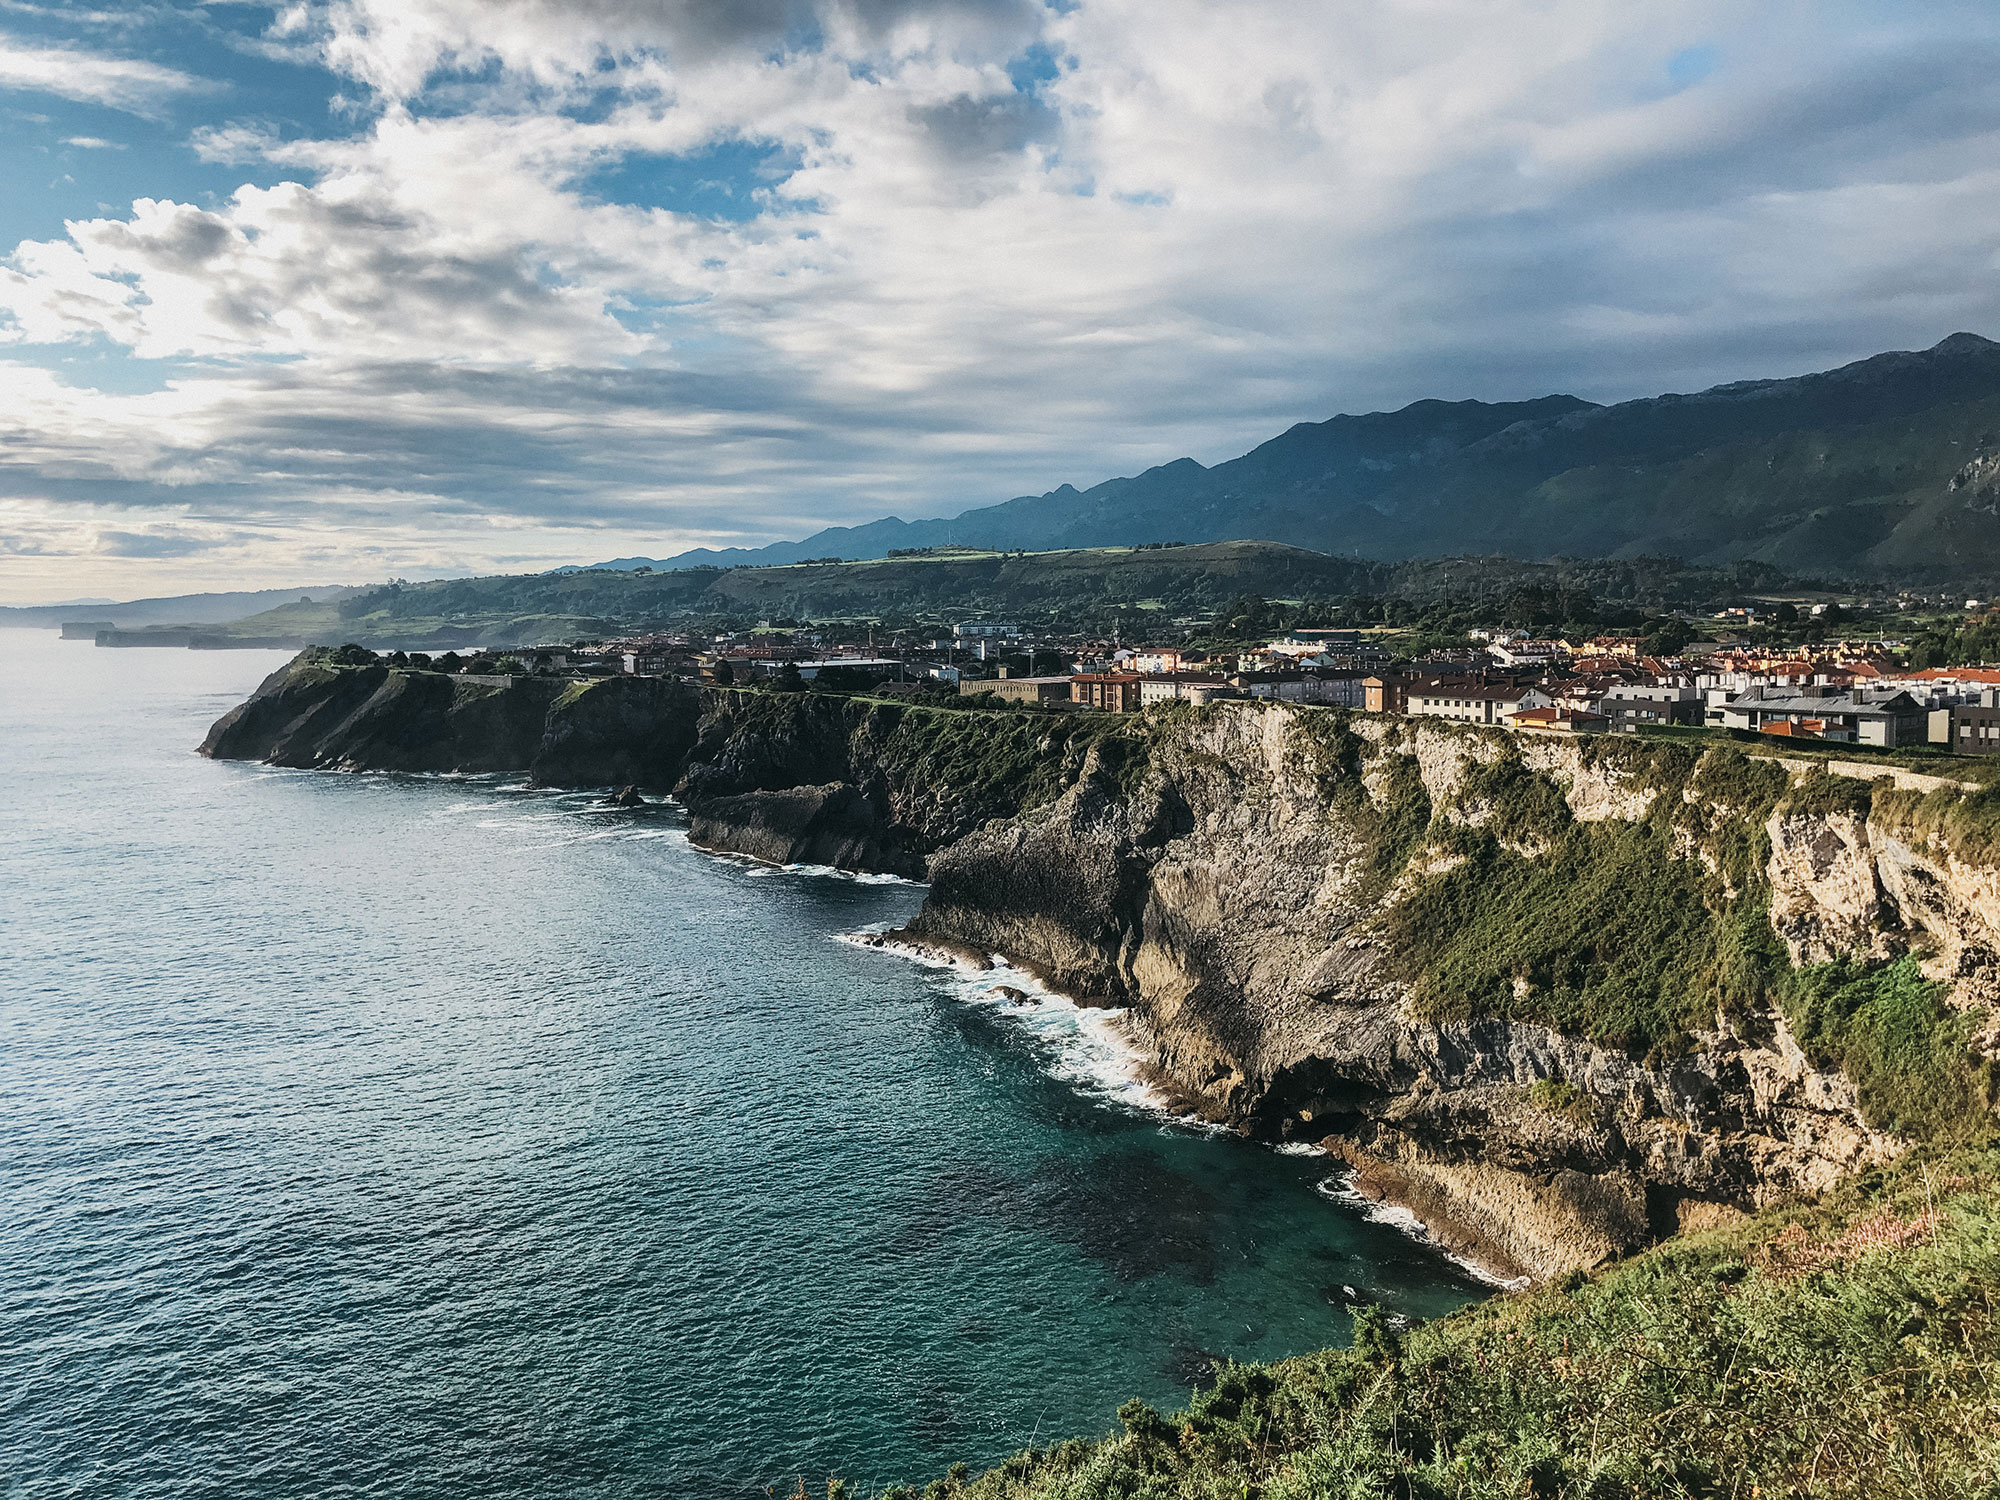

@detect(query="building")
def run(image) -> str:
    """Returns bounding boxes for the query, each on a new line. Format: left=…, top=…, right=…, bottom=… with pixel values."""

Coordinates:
left=1713, top=686, right=1929, bottom=747
left=1364, top=675, right=1407, bottom=714
left=1070, top=672, right=1144, bottom=712
left=622, top=648, right=669, bottom=675
left=1408, top=684, right=1553, bottom=726
left=1931, top=689, right=2000, bottom=754
left=1132, top=647, right=1214, bottom=675
left=1597, top=682, right=1704, bottom=731
left=954, top=622, right=1021, bottom=639
left=976, top=675, right=1074, bottom=706
left=750, top=656, right=902, bottom=682
left=1489, top=639, right=1570, bottom=668
left=1231, top=670, right=1371, bottom=707
left=1507, top=706, right=1611, bottom=735
left=1139, top=672, right=1229, bottom=707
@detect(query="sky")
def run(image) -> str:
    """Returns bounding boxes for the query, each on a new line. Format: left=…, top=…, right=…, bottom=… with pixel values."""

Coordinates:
left=3, top=2, right=2000, bottom=603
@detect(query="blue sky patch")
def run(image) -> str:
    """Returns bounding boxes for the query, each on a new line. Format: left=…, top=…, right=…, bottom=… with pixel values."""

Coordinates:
left=573, top=139, right=801, bottom=222
left=1667, top=45, right=1718, bottom=90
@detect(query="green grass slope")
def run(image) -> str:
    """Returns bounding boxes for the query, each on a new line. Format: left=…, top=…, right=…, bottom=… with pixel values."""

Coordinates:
left=879, top=1141, right=2000, bottom=1500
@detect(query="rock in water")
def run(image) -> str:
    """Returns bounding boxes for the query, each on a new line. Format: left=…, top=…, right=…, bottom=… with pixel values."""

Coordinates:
left=609, top=784, right=645, bottom=807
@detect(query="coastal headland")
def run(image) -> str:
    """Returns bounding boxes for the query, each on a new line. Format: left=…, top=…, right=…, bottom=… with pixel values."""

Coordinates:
left=203, top=653, right=2000, bottom=1285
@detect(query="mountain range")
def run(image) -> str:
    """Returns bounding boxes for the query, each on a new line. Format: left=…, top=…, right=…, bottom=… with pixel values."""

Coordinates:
left=599, top=333, right=2000, bottom=582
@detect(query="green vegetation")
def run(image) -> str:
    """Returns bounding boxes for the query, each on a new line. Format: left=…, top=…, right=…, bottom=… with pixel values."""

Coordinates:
left=875, top=701, right=1151, bottom=813
left=1381, top=742, right=1787, bottom=1057
left=1907, top=611, right=2000, bottom=668
left=1524, top=1077, right=1596, bottom=1128
left=1874, top=782, right=2000, bottom=863
left=1776, top=767, right=1878, bottom=820
left=1781, top=958, right=1996, bottom=1140
left=1356, top=736, right=1995, bottom=1145
left=194, top=540, right=1886, bottom=651
left=882, top=1141, right=2000, bottom=1500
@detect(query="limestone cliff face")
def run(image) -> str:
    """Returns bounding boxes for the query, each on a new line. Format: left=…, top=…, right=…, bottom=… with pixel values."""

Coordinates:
left=912, top=707, right=1948, bottom=1279
left=1768, top=792, right=2000, bottom=1049
left=205, top=659, right=1998, bottom=1280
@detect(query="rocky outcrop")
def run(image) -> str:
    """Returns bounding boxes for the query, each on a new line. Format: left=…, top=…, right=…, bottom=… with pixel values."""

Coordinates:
left=199, top=659, right=567, bottom=773
left=204, top=658, right=2000, bottom=1280
left=1766, top=808, right=1889, bottom=964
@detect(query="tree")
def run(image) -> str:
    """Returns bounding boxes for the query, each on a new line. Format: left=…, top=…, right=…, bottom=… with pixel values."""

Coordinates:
left=711, top=659, right=735, bottom=686
left=774, top=661, right=805, bottom=692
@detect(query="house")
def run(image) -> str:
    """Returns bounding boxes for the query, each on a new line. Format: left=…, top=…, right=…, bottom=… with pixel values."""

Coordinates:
left=1507, top=706, right=1610, bottom=735
left=1364, top=675, right=1407, bottom=714
left=622, top=648, right=669, bottom=675
left=1071, top=672, right=1144, bottom=712
left=1713, top=686, right=1929, bottom=747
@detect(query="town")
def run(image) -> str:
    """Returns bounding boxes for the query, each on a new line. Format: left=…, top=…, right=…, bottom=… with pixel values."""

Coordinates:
left=333, top=609, right=2000, bottom=757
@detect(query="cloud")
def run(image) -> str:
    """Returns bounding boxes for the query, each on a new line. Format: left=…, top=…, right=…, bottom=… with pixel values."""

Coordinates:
left=0, top=35, right=208, bottom=115
left=62, top=135, right=125, bottom=149
left=6, top=0, right=2000, bottom=599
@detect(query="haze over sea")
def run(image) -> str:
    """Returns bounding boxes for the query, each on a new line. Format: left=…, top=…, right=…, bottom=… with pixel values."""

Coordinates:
left=1, top=635, right=1478, bottom=1498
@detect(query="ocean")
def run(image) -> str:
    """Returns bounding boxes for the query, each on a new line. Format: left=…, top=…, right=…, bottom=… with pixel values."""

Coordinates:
left=0, top=633, right=1480, bottom=1497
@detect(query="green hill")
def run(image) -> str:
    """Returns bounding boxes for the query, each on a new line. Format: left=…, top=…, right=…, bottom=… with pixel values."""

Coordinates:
left=190, top=541, right=1377, bottom=647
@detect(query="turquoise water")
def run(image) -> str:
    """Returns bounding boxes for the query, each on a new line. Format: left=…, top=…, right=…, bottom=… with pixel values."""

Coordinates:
left=0, top=634, right=1480, bottom=1497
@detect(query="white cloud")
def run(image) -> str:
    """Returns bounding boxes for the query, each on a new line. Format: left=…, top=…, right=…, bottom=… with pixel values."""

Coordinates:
left=0, top=34, right=208, bottom=115
left=6, top=0, right=2000, bottom=597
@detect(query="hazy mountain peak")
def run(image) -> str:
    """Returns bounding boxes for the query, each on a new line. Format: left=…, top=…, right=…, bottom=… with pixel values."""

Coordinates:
left=1932, top=331, right=1999, bottom=355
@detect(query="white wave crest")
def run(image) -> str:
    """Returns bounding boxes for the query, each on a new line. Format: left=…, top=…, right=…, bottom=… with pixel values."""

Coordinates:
left=839, top=932, right=1197, bottom=1122
left=1314, top=1174, right=1529, bottom=1291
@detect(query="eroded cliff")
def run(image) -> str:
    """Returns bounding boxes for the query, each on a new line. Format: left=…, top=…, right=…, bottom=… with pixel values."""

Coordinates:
left=204, top=655, right=2000, bottom=1279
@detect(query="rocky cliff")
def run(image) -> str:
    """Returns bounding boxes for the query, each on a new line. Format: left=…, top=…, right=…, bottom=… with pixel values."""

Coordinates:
left=204, top=655, right=2000, bottom=1280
